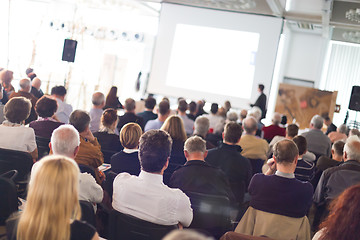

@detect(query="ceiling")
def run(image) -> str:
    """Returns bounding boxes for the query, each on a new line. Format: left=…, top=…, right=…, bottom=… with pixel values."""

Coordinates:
left=138, top=0, right=360, bottom=44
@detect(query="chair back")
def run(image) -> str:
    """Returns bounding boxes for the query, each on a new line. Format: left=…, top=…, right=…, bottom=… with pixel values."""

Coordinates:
left=247, top=159, right=264, bottom=176
left=0, top=177, right=18, bottom=225
left=80, top=200, right=96, bottom=227
left=35, top=136, right=50, bottom=159
left=0, top=148, right=33, bottom=184
left=186, top=191, right=232, bottom=239
left=108, top=209, right=177, bottom=240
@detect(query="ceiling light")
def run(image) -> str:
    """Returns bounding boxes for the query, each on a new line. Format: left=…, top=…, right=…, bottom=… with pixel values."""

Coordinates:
left=342, top=31, right=360, bottom=43
left=345, top=8, right=360, bottom=23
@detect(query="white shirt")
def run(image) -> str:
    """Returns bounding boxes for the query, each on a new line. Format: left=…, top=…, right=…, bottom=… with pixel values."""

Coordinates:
left=55, top=98, right=73, bottom=124
left=89, top=108, right=104, bottom=133
left=112, top=170, right=193, bottom=227
left=206, top=114, right=224, bottom=131
left=0, top=124, right=37, bottom=152
left=79, top=172, right=103, bottom=203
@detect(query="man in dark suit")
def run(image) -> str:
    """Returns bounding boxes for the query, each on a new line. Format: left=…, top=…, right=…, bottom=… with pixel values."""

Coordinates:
left=117, top=98, right=145, bottom=131
left=250, top=84, right=267, bottom=119
left=206, top=122, right=252, bottom=205
left=169, top=135, right=234, bottom=202
left=136, top=96, right=157, bottom=126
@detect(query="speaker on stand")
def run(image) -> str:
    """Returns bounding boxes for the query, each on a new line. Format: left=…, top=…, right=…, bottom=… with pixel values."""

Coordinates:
left=347, top=86, right=360, bottom=130
left=62, top=39, right=77, bottom=87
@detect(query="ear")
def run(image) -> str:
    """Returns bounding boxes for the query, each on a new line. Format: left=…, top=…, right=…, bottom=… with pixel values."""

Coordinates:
left=49, top=142, right=52, bottom=152
left=294, top=155, right=299, bottom=165
left=203, top=150, right=208, bottom=159
left=222, top=132, right=225, bottom=140
left=74, top=146, right=80, bottom=158
left=344, top=151, right=348, bottom=161
left=164, top=157, right=169, bottom=170
left=272, top=155, right=277, bottom=164
left=184, top=150, right=189, bottom=159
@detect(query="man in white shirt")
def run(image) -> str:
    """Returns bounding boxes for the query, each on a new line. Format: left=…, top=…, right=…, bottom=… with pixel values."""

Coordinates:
left=112, top=129, right=193, bottom=227
left=89, top=92, right=105, bottom=132
left=51, top=86, right=73, bottom=123
left=177, top=99, right=194, bottom=136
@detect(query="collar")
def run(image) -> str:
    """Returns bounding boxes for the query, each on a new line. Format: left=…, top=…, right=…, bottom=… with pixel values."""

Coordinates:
left=139, top=170, right=163, bottom=183
left=123, top=148, right=138, bottom=154
left=221, top=142, right=243, bottom=152
left=185, top=160, right=206, bottom=166
left=99, top=127, right=116, bottom=134
left=38, top=117, right=57, bottom=122
left=342, top=160, right=360, bottom=166
left=2, top=120, right=22, bottom=127
left=275, top=170, right=295, bottom=179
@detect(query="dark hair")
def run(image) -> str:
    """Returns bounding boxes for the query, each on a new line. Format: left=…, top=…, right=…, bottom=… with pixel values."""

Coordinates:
left=281, top=115, right=287, bottom=125
left=273, top=139, right=299, bottom=164
left=324, top=116, right=331, bottom=121
left=25, top=68, right=33, bottom=75
left=145, top=97, right=156, bottom=110
left=333, top=140, right=345, bottom=156
left=210, top=103, right=218, bottom=114
left=138, top=130, right=172, bottom=173
left=158, top=100, right=170, bottom=116
left=125, top=98, right=136, bottom=111
left=101, top=108, right=118, bottom=128
left=35, top=96, right=58, bottom=118
left=51, top=86, right=67, bottom=96
left=178, top=99, right=188, bottom=113
left=258, top=84, right=264, bottom=91
left=318, top=184, right=360, bottom=240
left=292, top=135, right=307, bottom=155
left=105, top=86, right=118, bottom=108
left=287, top=124, right=299, bottom=138
left=69, top=110, right=90, bottom=133
left=224, top=122, right=242, bottom=144
left=4, top=97, right=31, bottom=123
left=189, top=101, right=197, bottom=113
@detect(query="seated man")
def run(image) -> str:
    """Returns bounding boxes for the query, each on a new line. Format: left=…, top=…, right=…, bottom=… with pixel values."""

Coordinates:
left=112, top=129, right=193, bottom=227
left=144, top=100, right=170, bottom=131
left=235, top=139, right=313, bottom=240
left=89, top=92, right=105, bottom=133
left=69, top=110, right=104, bottom=184
left=169, top=136, right=234, bottom=202
left=137, top=96, right=157, bottom=126
left=206, top=122, right=252, bottom=205
left=177, top=99, right=194, bottom=136
left=328, top=124, right=348, bottom=143
left=51, top=86, right=73, bottom=123
left=261, top=112, right=286, bottom=143
left=316, top=140, right=345, bottom=172
left=293, top=136, right=315, bottom=182
left=193, top=116, right=216, bottom=150
left=117, top=98, right=145, bottom=131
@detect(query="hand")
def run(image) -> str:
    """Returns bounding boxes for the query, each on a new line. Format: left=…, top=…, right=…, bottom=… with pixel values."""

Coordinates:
left=265, top=158, right=277, bottom=176
left=81, top=128, right=95, bottom=142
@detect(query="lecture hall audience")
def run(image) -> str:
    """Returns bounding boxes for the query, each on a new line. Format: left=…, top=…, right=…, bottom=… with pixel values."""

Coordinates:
left=117, top=98, right=144, bottom=131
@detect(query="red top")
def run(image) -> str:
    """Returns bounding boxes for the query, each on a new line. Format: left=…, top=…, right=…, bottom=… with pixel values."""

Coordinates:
left=262, top=124, right=286, bottom=142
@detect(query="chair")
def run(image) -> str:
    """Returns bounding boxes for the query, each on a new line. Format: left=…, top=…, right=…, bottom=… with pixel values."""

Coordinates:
left=0, top=176, right=18, bottom=225
left=108, top=209, right=177, bottom=240
left=185, top=191, right=232, bottom=239
left=80, top=200, right=96, bottom=228
left=102, top=149, right=118, bottom=164
left=247, top=159, right=264, bottom=176
left=35, top=136, right=50, bottom=159
left=0, top=148, right=33, bottom=196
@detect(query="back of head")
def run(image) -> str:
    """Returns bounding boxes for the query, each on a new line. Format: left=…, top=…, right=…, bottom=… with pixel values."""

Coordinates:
left=163, top=229, right=209, bottom=240
left=105, top=86, right=118, bottom=106
left=91, top=92, right=105, bottom=106
left=161, top=115, right=187, bottom=142
left=139, top=130, right=172, bottom=173
left=158, top=100, right=170, bottom=116
left=273, top=139, right=299, bottom=165
left=311, top=115, right=324, bottom=129
left=210, top=103, right=218, bottom=114
left=272, top=112, right=281, bottom=125
left=189, top=101, right=197, bottom=113
left=240, top=109, right=247, bottom=119
left=281, top=115, right=288, bottom=125
left=258, top=84, right=264, bottom=92
left=333, top=140, right=345, bottom=157
left=349, top=129, right=360, bottom=138
left=243, top=116, right=258, bottom=134
left=101, top=108, right=118, bottom=129
left=224, top=122, right=242, bottom=144
left=51, top=86, right=67, bottom=97
left=224, top=100, right=231, bottom=111
left=184, top=136, right=206, bottom=154
left=125, top=98, right=136, bottom=111
left=19, top=78, right=31, bottom=92
left=120, top=122, right=142, bottom=149
left=248, top=107, right=262, bottom=121
left=18, top=155, right=81, bottom=240
left=145, top=97, right=156, bottom=110
left=338, top=124, right=348, bottom=134
left=194, top=116, right=210, bottom=137
left=286, top=124, right=299, bottom=138
left=69, top=110, right=90, bottom=133
left=1, top=70, right=13, bottom=84
left=51, top=125, right=80, bottom=157
left=292, top=135, right=307, bottom=155
left=4, top=97, right=31, bottom=123
left=226, top=111, right=238, bottom=122
left=25, top=68, right=33, bottom=75
left=178, top=99, right=188, bottom=113
left=344, top=136, right=360, bottom=161
left=35, top=96, right=58, bottom=118
left=32, top=77, right=41, bottom=89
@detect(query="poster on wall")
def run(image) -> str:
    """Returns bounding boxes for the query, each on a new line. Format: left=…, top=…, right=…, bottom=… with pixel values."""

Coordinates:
left=275, top=83, right=338, bottom=129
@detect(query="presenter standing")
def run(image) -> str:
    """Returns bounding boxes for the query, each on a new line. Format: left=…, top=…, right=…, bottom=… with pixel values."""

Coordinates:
left=250, top=84, right=267, bottom=119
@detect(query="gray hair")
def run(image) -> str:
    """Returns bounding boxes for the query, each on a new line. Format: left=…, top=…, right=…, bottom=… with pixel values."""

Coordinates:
left=243, top=116, right=258, bottom=134
left=50, top=125, right=80, bottom=157
left=344, top=135, right=360, bottom=161
left=163, top=229, right=211, bottom=240
left=91, top=92, right=105, bottom=106
left=349, top=129, right=360, bottom=138
left=338, top=124, right=348, bottom=134
left=272, top=112, right=281, bottom=125
left=194, top=116, right=210, bottom=138
left=226, top=111, right=238, bottom=122
left=184, top=136, right=206, bottom=154
left=19, top=78, right=31, bottom=92
left=248, top=106, right=262, bottom=121
left=310, top=115, right=324, bottom=129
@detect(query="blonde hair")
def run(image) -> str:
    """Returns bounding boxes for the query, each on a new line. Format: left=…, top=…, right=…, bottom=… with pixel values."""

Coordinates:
left=120, top=123, right=142, bottom=149
left=17, top=155, right=81, bottom=240
left=161, top=115, right=187, bottom=142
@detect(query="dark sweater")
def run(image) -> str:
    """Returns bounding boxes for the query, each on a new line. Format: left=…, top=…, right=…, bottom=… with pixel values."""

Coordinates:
left=29, top=119, right=64, bottom=139
left=249, top=173, right=313, bottom=218
left=110, top=151, right=140, bottom=176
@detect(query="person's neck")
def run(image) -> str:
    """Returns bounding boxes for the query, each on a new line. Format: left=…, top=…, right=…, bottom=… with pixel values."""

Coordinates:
left=187, top=153, right=205, bottom=161
left=93, top=105, right=103, bottom=109
left=145, top=108, right=153, bottom=112
left=126, top=110, right=135, bottom=114
left=285, top=136, right=293, bottom=140
left=178, top=111, right=186, bottom=116
left=276, top=163, right=295, bottom=174
left=333, top=155, right=343, bottom=162
left=223, top=140, right=237, bottom=146
left=158, top=114, right=168, bottom=122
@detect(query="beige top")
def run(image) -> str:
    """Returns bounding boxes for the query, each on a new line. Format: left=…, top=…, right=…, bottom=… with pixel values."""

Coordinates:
left=238, top=134, right=269, bottom=161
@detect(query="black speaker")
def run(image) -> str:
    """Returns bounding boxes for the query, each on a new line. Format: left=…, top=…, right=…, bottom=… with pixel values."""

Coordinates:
left=62, top=39, right=77, bottom=62
left=349, top=86, right=360, bottom=111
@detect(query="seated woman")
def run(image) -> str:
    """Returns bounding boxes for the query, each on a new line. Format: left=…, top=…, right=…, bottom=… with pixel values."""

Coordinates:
left=6, top=155, right=99, bottom=240
left=29, top=95, right=64, bottom=139
left=0, top=97, right=38, bottom=160
left=160, top=115, right=187, bottom=185
left=103, top=86, right=123, bottom=110
left=110, top=123, right=142, bottom=176
left=93, top=109, right=123, bottom=163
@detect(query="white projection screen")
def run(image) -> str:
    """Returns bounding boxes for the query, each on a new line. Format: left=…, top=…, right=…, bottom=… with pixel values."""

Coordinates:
left=148, top=3, right=283, bottom=108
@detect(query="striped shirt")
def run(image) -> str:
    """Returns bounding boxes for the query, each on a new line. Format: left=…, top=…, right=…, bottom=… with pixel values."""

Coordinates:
left=295, top=158, right=315, bottom=182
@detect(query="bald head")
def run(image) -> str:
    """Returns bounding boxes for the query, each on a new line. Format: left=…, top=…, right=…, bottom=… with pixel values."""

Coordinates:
left=19, top=78, right=31, bottom=92
left=91, top=92, right=105, bottom=107
left=50, top=125, right=80, bottom=158
left=240, top=109, right=247, bottom=120
left=32, top=77, right=41, bottom=90
left=273, top=139, right=299, bottom=165
left=243, top=116, right=258, bottom=134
